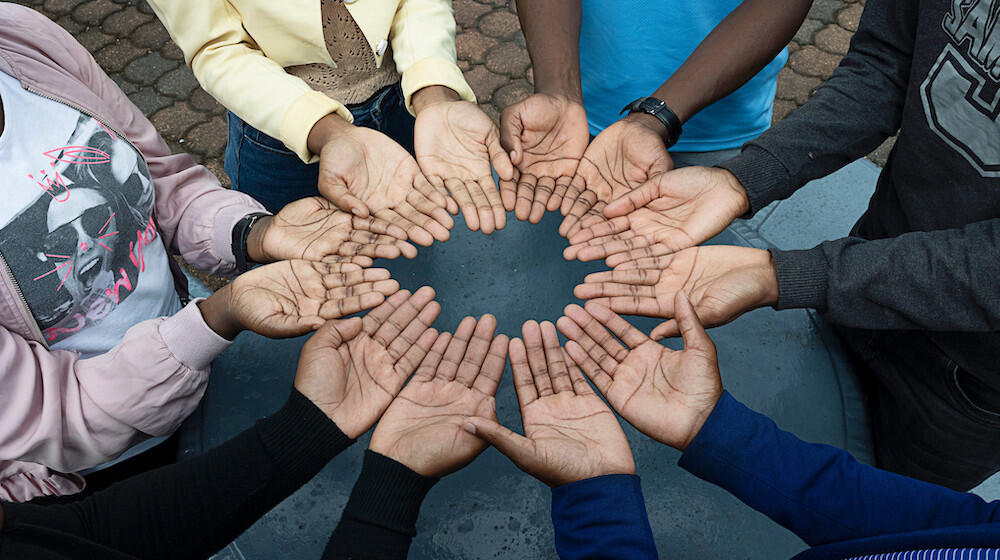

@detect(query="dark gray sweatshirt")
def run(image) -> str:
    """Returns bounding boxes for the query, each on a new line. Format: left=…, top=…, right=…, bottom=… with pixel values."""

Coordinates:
left=718, top=0, right=1000, bottom=385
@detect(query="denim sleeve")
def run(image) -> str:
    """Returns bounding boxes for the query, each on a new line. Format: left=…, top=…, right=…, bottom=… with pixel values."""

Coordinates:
left=679, top=392, right=1000, bottom=546
left=550, top=474, right=658, bottom=559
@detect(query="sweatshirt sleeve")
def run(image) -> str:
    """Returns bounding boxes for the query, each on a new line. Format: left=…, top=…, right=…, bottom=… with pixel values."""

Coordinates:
left=679, top=392, right=1000, bottom=546
left=550, top=474, right=658, bottom=560
left=323, top=450, right=439, bottom=559
left=717, top=0, right=917, bottom=215
left=0, top=301, right=230, bottom=477
left=0, top=390, right=354, bottom=560
left=769, top=217, right=1000, bottom=331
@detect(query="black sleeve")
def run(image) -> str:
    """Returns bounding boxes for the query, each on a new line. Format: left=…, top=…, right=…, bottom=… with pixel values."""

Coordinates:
left=323, top=450, right=439, bottom=560
left=718, top=0, right=918, bottom=215
left=1, top=390, right=353, bottom=560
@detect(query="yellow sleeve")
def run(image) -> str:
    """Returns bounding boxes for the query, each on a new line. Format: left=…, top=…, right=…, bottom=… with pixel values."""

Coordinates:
left=146, top=0, right=354, bottom=163
left=390, top=0, right=477, bottom=114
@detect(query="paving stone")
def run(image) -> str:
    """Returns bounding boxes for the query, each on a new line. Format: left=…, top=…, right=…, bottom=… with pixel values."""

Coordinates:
left=131, top=20, right=172, bottom=50
left=156, top=65, right=200, bottom=98
left=815, top=23, right=853, bottom=55
left=772, top=98, right=798, bottom=123
left=101, top=7, right=153, bottom=35
left=204, top=157, right=231, bottom=190
left=162, top=41, right=185, bottom=61
left=110, top=73, right=139, bottom=96
left=867, top=135, right=896, bottom=167
left=150, top=101, right=205, bottom=139
left=54, top=14, right=85, bottom=34
left=190, top=88, right=225, bottom=114
left=480, top=103, right=500, bottom=124
left=124, top=52, right=179, bottom=86
left=478, top=10, right=520, bottom=39
left=72, top=0, right=121, bottom=26
left=456, top=29, right=497, bottom=64
left=129, top=87, right=174, bottom=115
left=837, top=3, right=863, bottom=32
left=788, top=45, right=843, bottom=79
left=794, top=18, right=824, bottom=44
left=454, top=0, right=492, bottom=28
left=776, top=67, right=822, bottom=104
left=42, top=0, right=75, bottom=16
left=493, top=79, right=531, bottom=111
left=484, top=41, right=530, bottom=76
left=807, top=0, right=844, bottom=23
left=464, top=65, right=508, bottom=103
left=95, top=40, right=146, bottom=74
left=76, top=28, right=116, bottom=53
left=788, top=42, right=802, bottom=54
left=458, top=59, right=472, bottom=72
left=183, top=117, right=228, bottom=157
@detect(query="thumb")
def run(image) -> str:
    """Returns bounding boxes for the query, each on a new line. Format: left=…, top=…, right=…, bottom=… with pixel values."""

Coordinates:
left=499, top=107, right=524, bottom=166
left=307, top=316, right=363, bottom=351
left=604, top=178, right=665, bottom=218
left=486, top=125, right=516, bottom=181
left=463, top=416, right=535, bottom=465
left=673, top=291, right=715, bottom=355
left=319, top=171, right=370, bottom=218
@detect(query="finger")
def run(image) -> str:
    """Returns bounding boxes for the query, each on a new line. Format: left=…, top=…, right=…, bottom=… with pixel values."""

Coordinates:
left=585, top=301, right=650, bottom=349
left=565, top=202, right=607, bottom=239
left=438, top=316, right=477, bottom=381
left=344, top=231, right=418, bottom=259
left=521, top=320, right=554, bottom=397
left=560, top=174, right=587, bottom=216
left=575, top=234, right=653, bottom=263
left=406, top=187, right=456, bottom=232
left=584, top=268, right=659, bottom=287
left=373, top=208, right=433, bottom=247
left=479, top=176, right=507, bottom=232
left=472, top=334, right=509, bottom=396
left=319, top=291, right=387, bottom=319
left=573, top=281, right=656, bottom=300
left=320, top=180, right=370, bottom=218
left=650, top=320, right=680, bottom=341
left=446, top=177, right=480, bottom=232
left=585, top=296, right=667, bottom=317
left=558, top=189, right=598, bottom=238
left=499, top=170, right=519, bottom=212
left=373, top=285, right=437, bottom=347
left=604, top=179, right=665, bottom=218
left=486, top=124, right=515, bottom=182
left=362, top=289, right=409, bottom=334
left=413, top=172, right=451, bottom=210
left=413, top=331, right=451, bottom=381
left=336, top=239, right=400, bottom=260
left=559, top=305, right=626, bottom=370
left=568, top=216, right=630, bottom=245
left=321, top=267, right=388, bottom=288
left=499, top=107, right=524, bottom=166
left=563, top=348, right=595, bottom=396
left=529, top=176, right=555, bottom=224
left=508, top=338, right=538, bottom=407
left=320, top=255, right=374, bottom=268
left=548, top=176, right=571, bottom=212
left=394, top=327, right=439, bottom=377
left=540, top=321, right=572, bottom=393
left=427, top=175, right=459, bottom=215
left=514, top=174, right=537, bottom=222
left=466, top=179, right=496, bottom=234
left=352, top=215, right=409, bottom=240
left=564, top=340, right=613, bottom=394
left=325, top=279, right=399, bottom=302
left=305, top=316, right=364, bottom=353
left=456, top=314, right=498, bottom=387
left=387, top=301, right=441, bottom=360
left=673, top=291, right=716, bottom=354
left=463, top=417, right=535, bottom=468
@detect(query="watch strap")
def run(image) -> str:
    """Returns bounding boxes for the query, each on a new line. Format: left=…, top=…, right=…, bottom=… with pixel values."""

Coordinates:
left=232, top=212, right=270, bottom=273
left=620, top=97, right=683, bottom=148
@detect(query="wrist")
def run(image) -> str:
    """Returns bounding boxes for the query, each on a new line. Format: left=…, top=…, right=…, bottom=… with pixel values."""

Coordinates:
left=244, top=215, right=272, bottom=264
left=411, top=85, right=461, bottom=115
left=307, top=112, right=353, bottom=155
left=676, top=392, right=724, bottom=452
left=754, top=249, right=780, bottom=307
left=198, top=285, right=244, bottom=341
left=717, top=168, right=751, bottom=217
left=624, top=112, right=670, bottom=143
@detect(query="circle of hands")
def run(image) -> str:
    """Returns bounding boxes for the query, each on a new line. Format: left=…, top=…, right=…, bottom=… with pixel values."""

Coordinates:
left=234, top=92, right=785, bottom=482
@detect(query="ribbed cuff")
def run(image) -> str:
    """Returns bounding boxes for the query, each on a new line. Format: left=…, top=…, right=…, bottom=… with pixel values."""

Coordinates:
left=716, top=145, right=793, bottom=216
left=770, top=248, right=830, bottom=311
left=341, top=450, right=440, bottom=536
left=257, top=390, right=354, bottom=478
left=678, top=391, right=749, bottom=477
left=159, top=299, right=233, bottom=371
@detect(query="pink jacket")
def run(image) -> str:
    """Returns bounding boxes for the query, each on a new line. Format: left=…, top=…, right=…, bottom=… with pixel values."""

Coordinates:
left=0, top=4, right=266, bottom=502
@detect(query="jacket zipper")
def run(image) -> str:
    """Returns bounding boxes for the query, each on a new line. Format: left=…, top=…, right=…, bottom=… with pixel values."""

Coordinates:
left=0, top=248, right=47, bottom=348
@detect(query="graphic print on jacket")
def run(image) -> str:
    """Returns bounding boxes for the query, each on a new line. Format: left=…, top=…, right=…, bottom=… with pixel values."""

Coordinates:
left=0, top=71, right=179, bottom=357
left=921, top=0, right=1000, bottom=177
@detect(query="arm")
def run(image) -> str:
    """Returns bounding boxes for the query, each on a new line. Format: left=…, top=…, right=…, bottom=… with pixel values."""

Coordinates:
left=514, top=0, right=583, bottom=100
left=551, top=475, right=657, bottom=560
left=680, top=392, right=1000, bottom=546
left=719, top=0, right=918, bottom=214
left=145, top=0, right=353, bottom=164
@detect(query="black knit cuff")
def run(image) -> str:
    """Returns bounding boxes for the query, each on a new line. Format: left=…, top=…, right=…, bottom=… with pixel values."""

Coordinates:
left=256, top=389, right=354, bottom=478
left=716, top=145, right=793, bottom=217
left=770, top=248, right=829, bottom=312
left=341, top=450, right=440, bottom=537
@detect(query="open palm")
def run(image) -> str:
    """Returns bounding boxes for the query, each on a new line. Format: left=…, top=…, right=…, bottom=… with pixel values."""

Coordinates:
left=371, top=315, right=509, bottom=477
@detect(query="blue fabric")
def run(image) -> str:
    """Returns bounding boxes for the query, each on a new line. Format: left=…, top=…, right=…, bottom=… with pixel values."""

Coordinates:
left=578, top=0, right=786, bottom=152
left=224, top=84, right=415, bottom=213
left=679, top=392, right=1000, bottom=559
left=550, top=474, right=658, bottom=559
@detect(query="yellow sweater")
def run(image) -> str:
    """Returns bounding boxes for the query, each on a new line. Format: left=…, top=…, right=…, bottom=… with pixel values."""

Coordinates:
left=147, top=0, right=476, bottom=163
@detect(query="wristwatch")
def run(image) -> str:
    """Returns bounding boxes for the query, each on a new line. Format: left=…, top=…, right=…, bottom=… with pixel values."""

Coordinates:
left=620, top=97, right=683, bottom=148
left=231, top=212, right=270, bottom=273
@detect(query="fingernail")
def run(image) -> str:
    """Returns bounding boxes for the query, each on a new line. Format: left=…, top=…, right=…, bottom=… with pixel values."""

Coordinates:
left=352, top=208, right=363, bottom=217
left=463, top=422, right=477, bottom=435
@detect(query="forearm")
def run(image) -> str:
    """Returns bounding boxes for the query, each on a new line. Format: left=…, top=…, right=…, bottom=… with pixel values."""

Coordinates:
left=515, top=0, right=583, bottom=99
left=719, top=0, right=918, bottom=214
left=652, top=0, right=811, bottom=123
left=2, top=390, right=353, bottom=560
left=550, top=475, right=658, bottom=559
left=772, top=219, right=1000, bottom=331
left=680, top=393, right=1000, bottom=546
left=323, top=450, right=438, bottom=559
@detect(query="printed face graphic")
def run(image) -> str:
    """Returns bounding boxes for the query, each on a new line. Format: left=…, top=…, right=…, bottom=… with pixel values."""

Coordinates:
left=44, top=187, right=117, bottom=299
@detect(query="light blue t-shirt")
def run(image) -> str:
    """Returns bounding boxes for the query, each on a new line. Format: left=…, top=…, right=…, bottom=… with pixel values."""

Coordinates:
left=579, top=0, right=788, bottom=152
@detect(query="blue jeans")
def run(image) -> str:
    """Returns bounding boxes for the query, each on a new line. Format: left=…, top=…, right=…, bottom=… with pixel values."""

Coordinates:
left=225, top=84, right=415, bottom=213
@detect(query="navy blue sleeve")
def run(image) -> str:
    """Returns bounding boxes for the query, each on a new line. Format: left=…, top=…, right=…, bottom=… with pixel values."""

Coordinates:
left=550, top=474, right=658, bottom=559
left=679, top=392, right=1000, bottom=546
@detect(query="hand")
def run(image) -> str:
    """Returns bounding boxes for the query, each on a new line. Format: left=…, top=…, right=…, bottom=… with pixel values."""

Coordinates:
left=247, top=197, right=418, bottom=263
left=295, top=287, right=442, bottom=438
left=198, top=260, right=399, bottom=340
left=573, top=245, right=778, bottom=339
left=558, top=115, right=674, bottom=238
left=566, top=167, right=750, bottom=263
left=311, top=117, right=454, bottom=246
left=370, top=315, right=509, bottom=477
left=499, top=94, right=589, bottom=223
left=414, top=97, right=513, bottom=234
left=558, top=295, right=722, bottom=451
left=464, top=320, right=635, bottom=487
